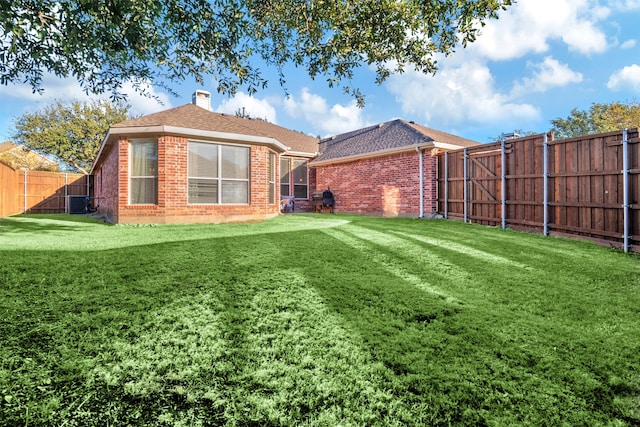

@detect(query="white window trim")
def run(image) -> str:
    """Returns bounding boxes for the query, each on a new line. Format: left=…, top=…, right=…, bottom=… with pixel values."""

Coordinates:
left=280, top=156, right=309, bottom=200
left=269, top=151, right=277, bottom=205
left=187, top=140, right=251, bottom=205
left=129, top=139, right=158, bottom=205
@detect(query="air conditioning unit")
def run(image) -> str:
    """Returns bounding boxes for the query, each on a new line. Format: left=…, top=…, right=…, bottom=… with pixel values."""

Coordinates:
left=68, top=195, right=88, bottom=214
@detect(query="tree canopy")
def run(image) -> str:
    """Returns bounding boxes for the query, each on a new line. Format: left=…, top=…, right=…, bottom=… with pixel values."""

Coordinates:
left=11, top=100, right=132, bottom=173
left=1, top=0, right=512, bottom=105
left=550, top=100, right=640, bottom=139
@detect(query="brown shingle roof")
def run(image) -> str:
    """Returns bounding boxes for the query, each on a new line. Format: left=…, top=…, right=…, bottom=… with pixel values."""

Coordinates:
left=114, top=104, right=319, bottom=154
left=311, top=119, right=479, bottom=164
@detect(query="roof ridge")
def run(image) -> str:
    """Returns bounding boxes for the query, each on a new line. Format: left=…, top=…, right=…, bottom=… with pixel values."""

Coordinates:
left=213, top=110, right=274, bottom=139
left=321, top=120, right=394, bottom=146
left=396, top=119, right=435, bottom=143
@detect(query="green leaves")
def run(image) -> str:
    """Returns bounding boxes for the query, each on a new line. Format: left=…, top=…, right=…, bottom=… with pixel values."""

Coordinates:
left=551, top=100, right=640, bottom=139
left=1, top=0, right=513, bottom=103
left=11, top=99, right=132, bottom=173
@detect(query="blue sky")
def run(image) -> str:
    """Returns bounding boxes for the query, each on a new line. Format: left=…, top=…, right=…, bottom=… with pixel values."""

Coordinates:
left=1, top=0, right=640, bottom=144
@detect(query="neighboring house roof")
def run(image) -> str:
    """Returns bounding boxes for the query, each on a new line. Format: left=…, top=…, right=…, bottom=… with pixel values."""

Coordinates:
left=0, top=141, right=59, bottom=171
left=111, top=104, right=319, bottom=155
left=310, top=119, right=480, bottom=166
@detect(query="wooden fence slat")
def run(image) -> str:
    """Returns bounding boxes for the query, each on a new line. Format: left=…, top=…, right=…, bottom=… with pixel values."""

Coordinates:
left=437, top=128, right=640, bottom=251
left=0, top=162, right=20, bottom=216
left=1, top=169, right=89, bottom=216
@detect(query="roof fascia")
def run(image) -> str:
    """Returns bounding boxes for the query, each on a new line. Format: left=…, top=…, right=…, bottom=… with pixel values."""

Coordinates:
left=90, top=125, right=291, bottom=174
left=283, top=150, right=318, bottom=158
left=309, top=142, right=435, bottom=166
left=90, top=130, right=112, bottom=174
left=432, top=141, right=476, bottom=151
left=112, top=125, right=289, bottom=151
left=309, top=140, right=475, bottom=167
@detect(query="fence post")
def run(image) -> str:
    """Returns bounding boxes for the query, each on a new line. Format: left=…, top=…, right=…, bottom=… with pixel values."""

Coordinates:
left=622, top=129, right=630, bottom=253
left=444, top=152, right=449, bottom=219
left=463, top=147, right=469, bottom=223
left=543, top=133, right=549, bottom=236
left=23, top=169, right=27, bottom=214
left=501, top=139, right=506, bottom=229
left=417, top=148, right=424, bottom=218
left=64, top=173, right=68, bottom=214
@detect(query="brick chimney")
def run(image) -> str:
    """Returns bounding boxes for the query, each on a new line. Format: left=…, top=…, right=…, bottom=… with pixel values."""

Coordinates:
left=192, top=90, right=211, bottom=111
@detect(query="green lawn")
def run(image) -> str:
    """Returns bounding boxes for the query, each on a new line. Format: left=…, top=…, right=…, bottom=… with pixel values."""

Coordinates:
left=1, top=214, right=639, bottom=426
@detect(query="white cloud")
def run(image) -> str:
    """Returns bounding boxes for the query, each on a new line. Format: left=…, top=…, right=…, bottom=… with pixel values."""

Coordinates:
left=620, top=39, right=636, bottom=49
left=510, top=57, right=583, bottom=97
left=214, top=92, right=277, bottom=123
left=386, top=59, right=540, bottom=128
left=472, top=0, right=609, bottom=60
left=611, top=0, right=640, bottom=10
left=0, top=74, right=171, bottom=116
left=118, top=82, right=172, bottom=115
left=607, top=64, right=640, bottom=91
left=283, top=88, right=369, bottom=135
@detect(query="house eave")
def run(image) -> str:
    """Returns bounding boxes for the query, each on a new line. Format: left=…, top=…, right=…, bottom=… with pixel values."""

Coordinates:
left=90, top=125, right=290, bottom=174
left=309, top=141, right=473, bottom=167
left=283, top=150, right=318, bottom=158
left=309, top=143, right=434, bottom=167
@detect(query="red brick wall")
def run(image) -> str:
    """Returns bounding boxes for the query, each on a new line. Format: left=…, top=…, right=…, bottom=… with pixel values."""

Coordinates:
left=97, top=135, right=282, bottom=224
left=314, top=150, right=437, bottom=217
left=92, top=137, right=122, bottom=223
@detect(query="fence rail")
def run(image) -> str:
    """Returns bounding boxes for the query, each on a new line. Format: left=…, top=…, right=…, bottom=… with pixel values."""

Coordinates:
left=437, top=129, right=640, bottom=252
left=0, top=162, right=88, bottom=216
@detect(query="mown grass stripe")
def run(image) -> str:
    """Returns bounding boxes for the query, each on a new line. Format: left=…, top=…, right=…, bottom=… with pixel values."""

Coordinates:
left=1, top=214, right=639, bottom=426
left=391, top=230, right=531, bottom=269
left=321, top=226, right=462, bottom=304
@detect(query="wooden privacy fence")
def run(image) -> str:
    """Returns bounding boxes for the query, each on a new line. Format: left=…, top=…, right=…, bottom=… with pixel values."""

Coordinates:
left=437, top=129, right=640, bottom=252
left=0, top=161, right=89, bottom=216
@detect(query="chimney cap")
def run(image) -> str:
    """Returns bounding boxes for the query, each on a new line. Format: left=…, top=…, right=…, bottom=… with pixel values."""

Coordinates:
left=192, top=90, right=211, bottom=110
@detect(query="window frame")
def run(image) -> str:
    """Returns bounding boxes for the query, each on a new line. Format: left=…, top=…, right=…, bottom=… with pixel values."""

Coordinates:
left=187, top=140, right=250, bottom=205
left=269, top=151, right=276, bottom=204
left=129, top=139, right=158, bottom=205
left=279, top=156, right=309, bottom=200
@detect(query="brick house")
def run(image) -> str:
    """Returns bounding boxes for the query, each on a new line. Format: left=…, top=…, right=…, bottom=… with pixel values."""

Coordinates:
left=310, top=120, right=478, bottom=217
left=90, top=91, right=318, bottom=224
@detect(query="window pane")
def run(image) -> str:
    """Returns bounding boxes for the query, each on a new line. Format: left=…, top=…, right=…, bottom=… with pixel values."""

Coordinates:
left=189, top=142, right=218, bottom=178
left=188, top=178, right=218, bottom=203
left=281, top=184, right=290, bottom=197
left=269, top=153, right=275, bottom=204
left=294, top=184, right=308, bottom=199
left=221, top=180, right=248, bottom=204
left=269, top=153, right=276, bottom=182
left=221, top=146, right=249, bottom=179
left=280, top=158, right=289, bottom=184
left=131, top=140, right=157, bottom=205
left=131, top=177, right=158, bottom=204
left=131, top=141, right=157, bottom=177
left=292, top=159, right=307, bottom=185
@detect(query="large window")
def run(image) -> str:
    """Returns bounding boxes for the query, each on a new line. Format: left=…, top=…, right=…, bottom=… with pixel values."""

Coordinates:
left=292, top=159, right=308, bottom=199
left=130, top=140, right=158, bottom=204
left=269, top=152, right=276, bottom=204
left=280, top=157, right=308, bottom=199
left=280, top=157, right=290, bottom=197
left=188, top=141, right=249, bottom=204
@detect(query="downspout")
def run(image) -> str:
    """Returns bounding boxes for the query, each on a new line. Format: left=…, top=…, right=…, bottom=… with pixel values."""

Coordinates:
left=416, top=147, right=424, bottom=218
